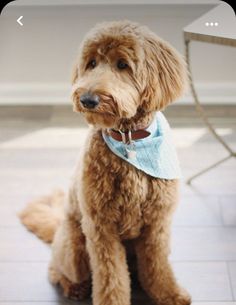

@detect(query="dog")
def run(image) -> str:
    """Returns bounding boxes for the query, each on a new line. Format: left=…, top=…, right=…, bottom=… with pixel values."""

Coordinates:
left=20, top=20, right=191, bottom=305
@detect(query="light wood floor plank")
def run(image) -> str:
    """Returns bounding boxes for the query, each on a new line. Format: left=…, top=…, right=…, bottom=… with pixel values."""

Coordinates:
left=173, top=262, right=233, bottom=301
left=220, top=196, right=236, bottom=226
left=0, top=227, right=50, bottom=262
left=173, top=195, right=222, bottom=227
left=171, top=227, right=236, bottom=261
left=228, top=262, right=236, bottom=300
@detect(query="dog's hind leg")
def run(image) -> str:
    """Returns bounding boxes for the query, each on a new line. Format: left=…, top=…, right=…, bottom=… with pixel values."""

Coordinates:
left=49, top=217, right=91, bottom=300
left=49, top=188, right=91, bottom=300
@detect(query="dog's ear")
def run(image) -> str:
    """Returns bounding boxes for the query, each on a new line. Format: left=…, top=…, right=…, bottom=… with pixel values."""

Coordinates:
left=71, top=64, right=79, bottom=84
left=141, top=34, right=188, bottom=111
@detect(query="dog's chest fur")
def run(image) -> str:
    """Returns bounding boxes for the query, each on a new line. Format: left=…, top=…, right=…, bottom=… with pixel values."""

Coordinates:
left=80, top=129, right=178, bottom=240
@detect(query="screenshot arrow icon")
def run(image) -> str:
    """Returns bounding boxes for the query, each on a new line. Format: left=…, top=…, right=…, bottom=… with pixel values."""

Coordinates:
left=17, top=16, right=23, bottom=26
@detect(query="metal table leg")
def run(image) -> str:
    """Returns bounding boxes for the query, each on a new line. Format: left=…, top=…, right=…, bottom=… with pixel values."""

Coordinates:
left=184, top=39, right=236, bottom=184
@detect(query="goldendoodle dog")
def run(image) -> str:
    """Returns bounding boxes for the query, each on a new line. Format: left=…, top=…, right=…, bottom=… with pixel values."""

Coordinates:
left=20, top=20, right=191, bottom=305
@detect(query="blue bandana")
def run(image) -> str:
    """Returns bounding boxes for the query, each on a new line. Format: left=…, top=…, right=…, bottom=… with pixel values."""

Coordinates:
left=102, top=112, right=181, bottom=179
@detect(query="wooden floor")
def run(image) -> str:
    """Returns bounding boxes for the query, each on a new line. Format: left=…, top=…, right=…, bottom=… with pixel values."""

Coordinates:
left=0, top=106, right=236, bottom=305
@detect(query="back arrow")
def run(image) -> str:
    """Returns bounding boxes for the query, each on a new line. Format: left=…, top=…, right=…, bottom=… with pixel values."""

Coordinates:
left=17, top=16, right=23, bottom=26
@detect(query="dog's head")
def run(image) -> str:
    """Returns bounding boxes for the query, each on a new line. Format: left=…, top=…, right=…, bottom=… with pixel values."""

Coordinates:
left=72, top=21, right=187, bottom=128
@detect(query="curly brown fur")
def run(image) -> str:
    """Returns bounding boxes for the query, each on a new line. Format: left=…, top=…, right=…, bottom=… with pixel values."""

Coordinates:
left=19, top=190, right=64, bottom=243
left=20, top=20, right=191, bottom=305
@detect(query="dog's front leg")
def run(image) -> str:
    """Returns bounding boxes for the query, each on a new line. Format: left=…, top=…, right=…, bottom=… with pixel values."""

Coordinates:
left=85, top=221, right=131, bottom=305
left=134, top=217, right=191, bottom=305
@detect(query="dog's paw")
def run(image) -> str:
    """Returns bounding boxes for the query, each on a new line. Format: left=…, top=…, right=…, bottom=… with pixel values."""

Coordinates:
left=60, top=275, right=91, bottom=300
left=156, top=288, right=191, bottom=305
left=173, top=290, right=191, bottom=305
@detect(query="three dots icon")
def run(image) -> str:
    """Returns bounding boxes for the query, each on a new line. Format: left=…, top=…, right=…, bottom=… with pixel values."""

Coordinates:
left=205, top=22, right=218, bottom=26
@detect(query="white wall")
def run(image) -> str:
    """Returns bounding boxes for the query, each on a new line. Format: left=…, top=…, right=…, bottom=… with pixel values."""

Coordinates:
left=0, top=0, right=235, bottom=105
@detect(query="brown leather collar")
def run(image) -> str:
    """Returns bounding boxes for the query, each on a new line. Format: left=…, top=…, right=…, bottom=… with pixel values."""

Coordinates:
left=107, top=128, right=151, bottom=143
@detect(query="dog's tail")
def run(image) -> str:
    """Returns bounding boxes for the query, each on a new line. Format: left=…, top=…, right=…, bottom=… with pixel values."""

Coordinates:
left=19, top=190, right=65, bottom=243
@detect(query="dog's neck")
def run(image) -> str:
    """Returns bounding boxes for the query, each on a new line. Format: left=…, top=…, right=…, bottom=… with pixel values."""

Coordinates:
left=115, top=109, right=156, bottom=132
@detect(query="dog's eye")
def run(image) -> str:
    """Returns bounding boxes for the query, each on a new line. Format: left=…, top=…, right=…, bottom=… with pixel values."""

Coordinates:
left=117, top=60, right=128, bottom=70
left=87, top=59, right=96, bottom=69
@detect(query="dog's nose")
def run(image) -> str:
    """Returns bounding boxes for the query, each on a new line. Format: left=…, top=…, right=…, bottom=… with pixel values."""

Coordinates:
left=80, top=93, right=100, bottom=109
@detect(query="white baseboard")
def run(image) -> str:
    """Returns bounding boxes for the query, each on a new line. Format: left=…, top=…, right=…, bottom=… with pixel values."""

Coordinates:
left=177, top=82, right=236, bottom=105
left=0, top=83, right=71, bottom=105
left=0, top=82, right=235, bottom=106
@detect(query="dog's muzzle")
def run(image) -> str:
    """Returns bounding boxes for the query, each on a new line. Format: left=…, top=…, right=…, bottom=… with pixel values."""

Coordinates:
left=80, top=93, right=100, bottom=109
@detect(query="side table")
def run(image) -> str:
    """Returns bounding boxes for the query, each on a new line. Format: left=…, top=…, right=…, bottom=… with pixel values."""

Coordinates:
left=183, top=2, right=236, bottom=184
